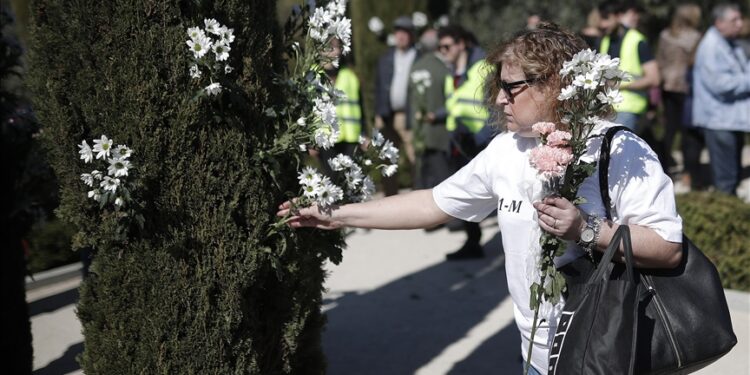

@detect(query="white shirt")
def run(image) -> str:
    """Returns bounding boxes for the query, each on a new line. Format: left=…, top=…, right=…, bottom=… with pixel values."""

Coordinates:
left=390, top=48, right=417, bottom=111
left=432, top=121, right=682, bottom=374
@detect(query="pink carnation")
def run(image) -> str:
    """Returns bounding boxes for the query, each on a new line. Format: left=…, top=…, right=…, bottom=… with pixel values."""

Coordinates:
left=531, top=122, right=557, bottom=136
left=546, top=130, right=572, bottom=147
left=529, top=145, right=574, bottom=178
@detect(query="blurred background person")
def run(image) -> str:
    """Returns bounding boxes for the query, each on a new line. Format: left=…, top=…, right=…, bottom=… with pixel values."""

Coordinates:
left=656, top=4, right=703, bottom=187
left=375, top=16, right=419, bottom=196
left=408, top=27, right=452, bottom=195
left=580, top=7, right=603, bottom=49
left=430, top=24, right=492, bottom=259
left=597, top=1, right=660, bottom=132
left=692, top=3, right=750, bottom=196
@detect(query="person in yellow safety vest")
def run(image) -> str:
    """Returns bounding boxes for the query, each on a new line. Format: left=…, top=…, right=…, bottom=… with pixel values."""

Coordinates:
left=597, top=1, right=660, bottom=132
left=426, top=25, right=494, bottom=260
left=316, top=38, right=365, bottom=178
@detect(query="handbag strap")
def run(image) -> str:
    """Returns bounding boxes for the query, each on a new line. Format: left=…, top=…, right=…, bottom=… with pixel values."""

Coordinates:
left=598, top=126, right=632, bottom=221
left=592, top=125, right=638, bottom=283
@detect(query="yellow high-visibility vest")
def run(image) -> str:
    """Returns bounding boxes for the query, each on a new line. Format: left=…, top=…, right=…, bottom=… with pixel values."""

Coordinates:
left=334, top=67, right=362, bottom=143
left=444, top=60, right=491, bottom=133
left=600, top=29, right=648, bottom=114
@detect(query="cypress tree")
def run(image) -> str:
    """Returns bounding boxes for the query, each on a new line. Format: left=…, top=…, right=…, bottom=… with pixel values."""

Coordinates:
left=27, top=0, right=342, bottom=373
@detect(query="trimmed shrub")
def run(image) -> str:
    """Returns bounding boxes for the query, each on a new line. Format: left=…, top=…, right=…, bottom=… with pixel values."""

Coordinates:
left=26, top=219, right=77, bottom=274
left=676, top=191, right=750, bottom=291
left=27, top=0, right=343, bottom=373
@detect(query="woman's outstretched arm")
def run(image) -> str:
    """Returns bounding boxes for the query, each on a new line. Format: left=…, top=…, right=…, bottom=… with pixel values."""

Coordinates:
left=277, top=189, right=453, bottom=230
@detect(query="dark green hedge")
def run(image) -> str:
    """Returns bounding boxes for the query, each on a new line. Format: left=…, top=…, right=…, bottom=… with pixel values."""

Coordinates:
left=676, top=191, right=750, bottom=292
left=27, top=0, right=342, bottom=373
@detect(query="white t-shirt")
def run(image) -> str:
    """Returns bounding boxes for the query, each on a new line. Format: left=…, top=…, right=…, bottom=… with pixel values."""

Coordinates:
left=432, top=121, right=682, bottom=374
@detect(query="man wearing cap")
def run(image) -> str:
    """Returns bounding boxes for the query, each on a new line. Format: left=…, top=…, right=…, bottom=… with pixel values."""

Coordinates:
left=375, top=16, right=419, bottom=196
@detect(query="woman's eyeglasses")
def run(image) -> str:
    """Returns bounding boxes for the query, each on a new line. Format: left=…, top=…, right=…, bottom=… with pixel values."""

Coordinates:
left=500, top=78, right=538, bottom=101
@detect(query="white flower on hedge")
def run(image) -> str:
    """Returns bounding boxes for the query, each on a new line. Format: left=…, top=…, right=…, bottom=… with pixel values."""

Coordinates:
left=326, top=0, right=346, bottom=16
left=298, top=144, right=307, bottom=152
left=108, top=158, right=131, bottom=177
left=205, top=82, right=222, bottom=96
left=412, top=12, right=428, bottom=28
left=313, top=97, right=338, bottom=127
left=187, top=26, right=205, bottom=40
left=217, top=26, right=235, bottom=44
left=328, top=154, right=354, bottom=171
left=212, top=42, right=230, bottom=61
left=379, top=140, right=399, bottom=163
left=224, top=65, right=233, bottom=74
left=317, top=180, right=343, bottom=207
left=88, top=189, right=102, bottom=202
left=204, top=18, right=222, bottom=35
left=189, top=64, right=202, bottom=79
left=363, top=159, right=372, bottom=166
left=78, top=140, right=93, bottom=163
left=91, top=170, right=103, bottom=180
left=81, top=173, right=95, bottom=187
left=368, top=17, right=384, bottom=34
left=93, top=135, right=113, bottom=159
left=112, top=145, right=132, bottom=160
left=100, top=176, right=120, bottom=193
left=331, top=18, right=352, bottom=54
left=187, top=34, right=212, bottom=59
left=381, top=164, right=398, bottom=177
left=114, top=197, right=124, bottom=207
left=296, top=117, right=307, bottom=126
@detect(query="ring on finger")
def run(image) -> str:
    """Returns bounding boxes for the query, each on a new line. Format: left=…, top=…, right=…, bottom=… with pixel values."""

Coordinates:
left=553, top=218, right=558, bottom=229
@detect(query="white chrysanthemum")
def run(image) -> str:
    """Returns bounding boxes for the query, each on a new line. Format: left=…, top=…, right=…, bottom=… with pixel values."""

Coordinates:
left=368, top=16, right=384, bottom=34
left=326, top=0, right=346, bottom=16
left=313, top=97, right=338, bottom=127
left=412, top=11, right=428, bottom=28
left=100, top=176, right=120, bottom=193
left=92, top=135, right=113, bottom=160
left=88, top=189, right=102, bottom=202
left=187, top=26, right=205, bottom=40
left=363, top=159, right=372, bottom=166
left=298, top=166, right=321, bottom=186
left=186, top=34, right=212, bottom=59
left=302, top=183, right=317, bottom=198
left=345, top=167, right=364, bottom=190
left=381, top=164, right=398, bottom=177
left=436, top=14, right=450, bottom=27
left=358, top=135, right=367, bottom=145
left=313, top=128, right=334, bottom=149
left=107, top=158, right=131, bottom=177
left=597, top=88, right=623, bottom=105
left=328, top=154, right=354, bottom=172
left=298, top=144, right=307, bottom=152
left=558, top=85, right=577, bottom=101
left=78, top=140, right=93, bottom=163
left=317, top=180, right=343, bottom=207
left=217, top=26, right=235, bottom=44
left=112, top=145, right=133, bottom=159
left=81, top=173, right=95, bottom=187
left=379, top=140, right=399, bottom=164
left=595, top=55, right=619, bottom=72
left=224, top=65, right=233, bottom=74
left=331, top=18, right=352, bottom=54
left=296, top=117, right=307, bottom=126
left=91, top=170, right=103, bottom=180
left=212, top=42, right=230, bottom=61
left=114, top=197, right=125, bottom=207
left=204, top=18, right=222, bottom=35
left=386, top=33, right=396, bottom=46
left=371, top=129, right=385, bottom=147
left=205, top=82, right=222, bottom=96
left=189, top=64, right=202, bottom=79
left=360, top=176, right=375, bottom=201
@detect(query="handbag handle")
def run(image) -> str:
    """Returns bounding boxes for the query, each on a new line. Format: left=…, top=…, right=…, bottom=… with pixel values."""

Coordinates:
left=590, top=126, right=639, bottom=283
left=589, top=225, right=636, bottom=283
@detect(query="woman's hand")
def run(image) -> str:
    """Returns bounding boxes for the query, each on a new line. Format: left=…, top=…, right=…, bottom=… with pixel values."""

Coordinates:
left=533, top=196, right=585, bottom=241
left=277, top=201, right=344, bottom=230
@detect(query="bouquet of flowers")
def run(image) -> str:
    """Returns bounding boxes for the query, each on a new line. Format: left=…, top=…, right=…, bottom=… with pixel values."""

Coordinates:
left=524, top=49, right=629, bottom=374
left=269, top=0, right=397, bottom=219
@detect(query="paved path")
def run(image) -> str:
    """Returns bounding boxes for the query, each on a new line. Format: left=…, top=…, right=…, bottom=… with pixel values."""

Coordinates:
left=29, top=220, right=749, bottom=374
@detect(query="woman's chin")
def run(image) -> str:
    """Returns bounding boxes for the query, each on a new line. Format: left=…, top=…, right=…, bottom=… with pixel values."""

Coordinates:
left=508, top=123, right=538, bottom=138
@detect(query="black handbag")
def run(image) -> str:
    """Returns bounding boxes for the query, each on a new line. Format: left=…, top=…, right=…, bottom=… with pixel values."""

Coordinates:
left=549, top=126, right=737, bottom=374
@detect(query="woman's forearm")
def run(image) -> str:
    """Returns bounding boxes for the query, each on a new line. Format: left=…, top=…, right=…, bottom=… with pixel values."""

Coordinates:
left=332, top=189, right=453, bottom=229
